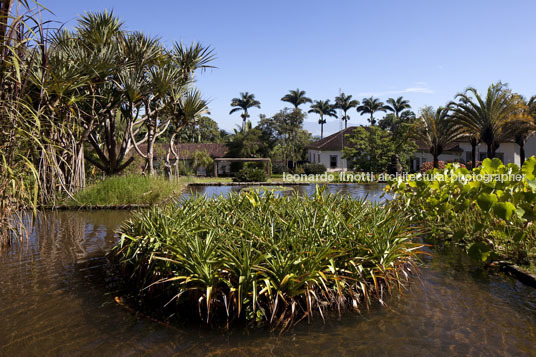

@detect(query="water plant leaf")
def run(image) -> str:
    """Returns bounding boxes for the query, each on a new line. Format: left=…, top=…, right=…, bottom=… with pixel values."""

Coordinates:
left=482, top=158, right=502, bottom=172
left=522, top=157, right=536, bottom=180
left=467, top=242, right=492, bottom=262
left=476, top=193, right=498, bottom=212
left=492, top=202, right=516, bottom=221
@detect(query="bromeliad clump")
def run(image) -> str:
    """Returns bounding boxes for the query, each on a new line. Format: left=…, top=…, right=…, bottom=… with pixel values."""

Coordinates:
left=115, top=186, right=422, bottom=329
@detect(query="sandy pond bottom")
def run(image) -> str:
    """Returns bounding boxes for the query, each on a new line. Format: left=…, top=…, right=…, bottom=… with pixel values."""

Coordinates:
left=1, top=185, right=535, bottom=356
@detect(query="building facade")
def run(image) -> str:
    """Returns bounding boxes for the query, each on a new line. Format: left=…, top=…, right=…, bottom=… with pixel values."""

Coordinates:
left=308, top=127, right=536, bottom=172
left=307, top=127, right=356, bottom=171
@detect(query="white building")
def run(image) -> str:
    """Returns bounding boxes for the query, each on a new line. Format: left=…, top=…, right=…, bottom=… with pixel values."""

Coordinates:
left=411, top=139, right=531, bottom=171
left=307, top=127, right=536, bottom=172
left=307, top=127, right=356, bottom=172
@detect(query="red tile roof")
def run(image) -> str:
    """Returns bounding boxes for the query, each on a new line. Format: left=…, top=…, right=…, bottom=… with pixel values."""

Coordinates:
left=138, top=143, right=228, bottom=159
left=307, top=126, right=359, bottom=151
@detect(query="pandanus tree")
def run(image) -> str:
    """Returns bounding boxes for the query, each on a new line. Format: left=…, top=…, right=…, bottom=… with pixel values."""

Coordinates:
left=171, top=42, right=215, bottom=81
left=84, top=31, right=160, bottom=175
left=51, top=13, right=131, bottom=178
left=357, top=96, right=386, bottom=126
left=334, top=93, right=359, bottom=129
left=164, top=89, right=210, bottom=180
left=54, top=16, right=215, bottom=177
left=0, top=4, right=215, bottom=236
left=130, top=58, right=188, bottom=175
left=281, top=88, right=312, bottom=109
left=44, top=10, right=127, bottom=191
left=449, top=82, right=524, bottom=159
left=230, top=92, right=261, bottom=131
left=414, top=106, right=462, bottom=168
left=308, top=100, right=337, bottom=139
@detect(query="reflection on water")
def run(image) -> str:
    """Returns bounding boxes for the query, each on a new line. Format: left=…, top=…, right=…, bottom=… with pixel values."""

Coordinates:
left=1, top=209, right=536, bottom=355
left=187, top=183, right=390, bottom=203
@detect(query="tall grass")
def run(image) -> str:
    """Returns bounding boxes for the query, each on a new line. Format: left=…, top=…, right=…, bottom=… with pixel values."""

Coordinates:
left=115, top=186, right=422, bottom=329
left=62, top=175, right=184, bottom=207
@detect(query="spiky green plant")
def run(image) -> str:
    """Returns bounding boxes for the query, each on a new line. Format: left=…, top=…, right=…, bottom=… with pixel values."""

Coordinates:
left=115, top=186, right=422, bottom=329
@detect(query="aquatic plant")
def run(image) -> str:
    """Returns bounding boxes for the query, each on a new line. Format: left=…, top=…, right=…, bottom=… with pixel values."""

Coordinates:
left=115, top=186, right=422, bottom=329
left=387, top=158, right=536, bottom=265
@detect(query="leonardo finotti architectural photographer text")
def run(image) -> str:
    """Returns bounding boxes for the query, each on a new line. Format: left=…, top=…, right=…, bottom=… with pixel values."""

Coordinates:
left=283, top=172, right=525, bottom=183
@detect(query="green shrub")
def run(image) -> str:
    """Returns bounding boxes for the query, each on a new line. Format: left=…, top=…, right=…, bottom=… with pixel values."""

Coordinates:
left=115, top=187, right=421, bottom=328
left=387, top=158, right=536, bottom=266
left=303, top=163, right=327, bottom=175
left=230, top=161, right=244, bottom=173
left=192, top=149, right=214, bottom=175
left=244, top=161, right=265, bottom=170
left=178, top=161, right=194, bottom=176
left=233, top=167, right=267, bottom=182
left=271, top=162, right=288, bottom=174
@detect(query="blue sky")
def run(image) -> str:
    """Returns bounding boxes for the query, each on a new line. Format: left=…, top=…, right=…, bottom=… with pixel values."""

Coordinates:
left=41, top=0, right=536, bottom=136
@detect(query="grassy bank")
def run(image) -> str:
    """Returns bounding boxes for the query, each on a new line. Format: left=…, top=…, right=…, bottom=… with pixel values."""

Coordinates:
left=61, top=175, right=185, bottom=207
left=178, top=175, right=289, bottom=184
left=178, top=176, right=233, bottom=184
left=115, top=187, right=422, bottom=329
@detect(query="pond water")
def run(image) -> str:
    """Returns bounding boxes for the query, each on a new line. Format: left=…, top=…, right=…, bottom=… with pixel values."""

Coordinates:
left=1, top=188, right=536, bottom=356
left=187, top=183, right=390, bottom=203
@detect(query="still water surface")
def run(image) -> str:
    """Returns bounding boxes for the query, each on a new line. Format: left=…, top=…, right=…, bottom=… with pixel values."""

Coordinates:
left=1, top=185, right=536, bottom=356
left=186, top=183, right=390, bottom=202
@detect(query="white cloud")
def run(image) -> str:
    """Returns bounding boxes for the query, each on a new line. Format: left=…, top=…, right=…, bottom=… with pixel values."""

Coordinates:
left=403, top=87, right=435, bottom=94
left=358, top=86, right=434, bottom=97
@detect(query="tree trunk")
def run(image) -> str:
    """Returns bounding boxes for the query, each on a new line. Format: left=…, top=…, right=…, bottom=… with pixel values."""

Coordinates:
left=486, top=142, right=492, bottom=159
left=146, top=119, right=155, bottom=175
left=0, top=0, right=14, bottom=59
left=520, top=142, right=525, bottom=166
left=320, top=117, right=324, bottom=139
left=242, top=111, right=248, bottom=132
left=433, top=154, right=439, bottom=169
left=471, top=138, right=477, bottom=169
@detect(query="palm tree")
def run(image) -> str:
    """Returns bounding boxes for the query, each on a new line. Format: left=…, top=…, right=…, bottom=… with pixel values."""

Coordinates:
left=229, top=92, right=261, bottom=131
left=334, top=93, right=359, bottom=129
left=281, top=88, right=312, bottom=109
left=357, top=96, right=385, bottom=126
left=384, top=96, right=411, bottom=121
left=450, top=82, right=523, bottom=159
left=308, top=100, right=337, bottom=139
left=414, top=106, right=462, bottom=168
left=502, top=96, right=536, bottom=166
